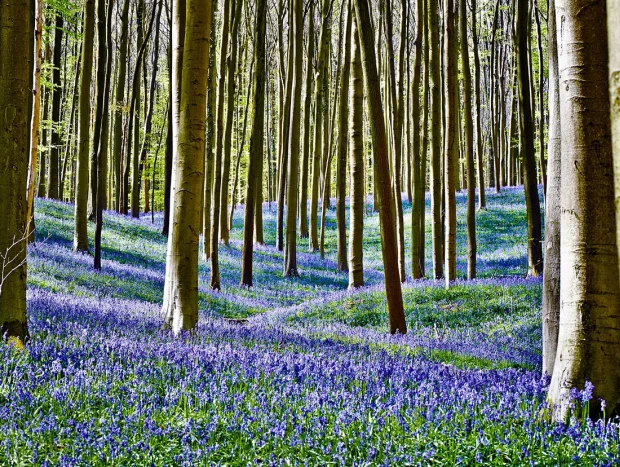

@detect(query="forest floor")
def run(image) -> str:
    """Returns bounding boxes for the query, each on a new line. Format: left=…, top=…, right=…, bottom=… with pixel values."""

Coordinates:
left=1, top=187, right=619, bottom=465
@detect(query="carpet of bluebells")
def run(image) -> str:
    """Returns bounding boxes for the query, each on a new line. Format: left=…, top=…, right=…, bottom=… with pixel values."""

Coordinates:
left=1, top=187, right=619, bottom=465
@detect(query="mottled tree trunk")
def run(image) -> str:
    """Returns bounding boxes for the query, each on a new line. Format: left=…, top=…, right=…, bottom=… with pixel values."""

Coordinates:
left=162, top=0, right=212, bottom=333
left=0, top=0, right=31, bottom=342
left=549, top=0, right=620, bottom=419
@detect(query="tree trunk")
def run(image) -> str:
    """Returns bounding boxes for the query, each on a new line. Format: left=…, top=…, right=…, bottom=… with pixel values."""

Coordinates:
left=219, top=0, right=243, bottom=245
left=460, top=0, right=476, bottom=280
left=46, top=15, right=63, bottom=200
left=26, top=0, right=43, bottom=236
left=428, top=0, right=443, bottom=279
left=349, top=11, right=364, bottom=288
left=443, top=0, right=457, bottom=285
left=542, top=0, right=561, bottom=377
left=410, top=0, right=424, bottom=279
left=94, top=0, right=114, bottom=270
left=353, top=0, right=406, bottom=335
left=113, top=0, right=130, bottom=213
left=549, top=0, right=620, bottom=419
left=162, top=0, right=212, bottom=333
left=336, top=2, right=352, bottom=273
left=284, top=0, right=305, bottom=276
left=210, top=0, right=231, bottom=290
left=74, top=1, right=95, bottom=253
left=516, top=0, right=543, bottom=277
left=309, top=0, right=331, bottom=252
left=471, top=0, right=485, bottom=209
left=0, top=0, right=31, bottom=342
left=240, top=0, right=267, bottom=286
left=299, top=1, right=315, bottom=239
left=202, top=2, right=218, bottom=260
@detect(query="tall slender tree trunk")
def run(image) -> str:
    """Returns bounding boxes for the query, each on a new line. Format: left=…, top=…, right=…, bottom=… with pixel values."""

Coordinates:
left=284, top=0, right=305, bottom=276
left=411, top=0, right=424, bottom=279
left=309, top=0, right=331, bottom=252
left=240, top=0, right=267, bottom=286
left=542, top=0, right=561, bottom=377
left=516, top=0, right=543, bottom=277
left=353, top=0, right=406, bottom=335
left=203, top=1, right=218, bottom=260
left=443, top=0, right=457, bottom=285
left=162, top=0, right=212, bottom=333
left=349, top=11, right=364, bottom=288
left=0, top=0, right=31, bottom=342
left=26, top=0, right=44, bottom=236
left=74, top=1, right=95, bottom=253
left=47, top=15, right=63, bottom=200
left=113, top=0, right=130, bottom=213
left=429, top=0, right=443, bottom=279
left=219, top=0, right=243, bottom=245
left=94, top=0, right=114, bottom=270
left=210, top=0, right=231, bottom=290
left=549, top=0, right=620, bottom=419
left=299, top=1, right=315, bottom=239
left=335, top=3, right=352, bottom=273
left=471, top=0, right=485, bottom=209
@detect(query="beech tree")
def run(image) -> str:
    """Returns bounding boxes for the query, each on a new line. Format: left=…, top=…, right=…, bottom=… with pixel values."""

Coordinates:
left=0, top=0, right=31, bottom=342
left=549, top=0, right=620, bottom=419
left=74, top=0, right=95, bottom=253
left=352, top=0, right=406, bottom=335
left=162, top=0, right=212, bottom=333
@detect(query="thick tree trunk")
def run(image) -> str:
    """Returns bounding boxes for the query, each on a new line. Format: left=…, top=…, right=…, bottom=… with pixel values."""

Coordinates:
left=353, top=0, right=406, bottom=335
left=349, top=12, right=364, bottom=288
left=0, top=0, right=31, bottom=342
left=549, top=0, right=620, bottom=419
left=542, top=0, right=561, bottom=377
left=240, top=0, right=267, bottom=286
left=74, top=1, right=95, bottom=253
left=516, top=0, right=543, bottom=277
left=162, top=0, right=212, bottom=333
